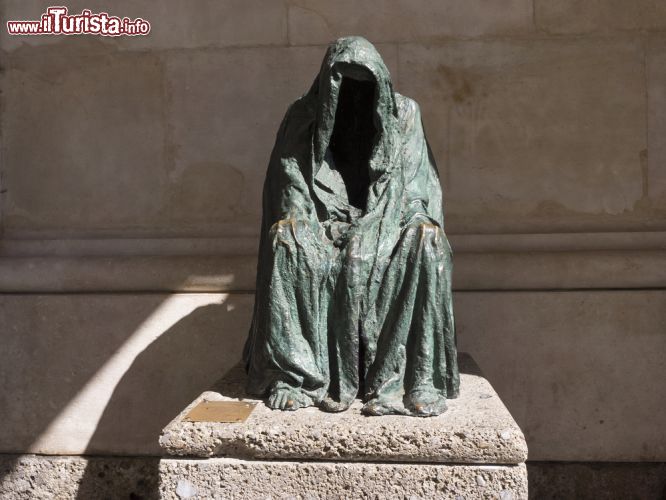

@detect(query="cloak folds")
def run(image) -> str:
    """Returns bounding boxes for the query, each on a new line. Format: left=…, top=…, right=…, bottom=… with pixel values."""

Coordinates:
left=243, top=37, right=459, bottom=417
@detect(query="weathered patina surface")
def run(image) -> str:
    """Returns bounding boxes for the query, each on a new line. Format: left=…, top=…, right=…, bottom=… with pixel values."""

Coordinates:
left=244, top=36, right=459, bottom=417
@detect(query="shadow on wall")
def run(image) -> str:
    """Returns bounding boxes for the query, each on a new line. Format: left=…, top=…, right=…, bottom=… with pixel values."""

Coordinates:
left=71, top=297, right=249, bottom=499
left=0, top=294, right=165, bottom=489
left=83, top=299, right=247, bottom=454
left=0, top=290, right=251, bottom=497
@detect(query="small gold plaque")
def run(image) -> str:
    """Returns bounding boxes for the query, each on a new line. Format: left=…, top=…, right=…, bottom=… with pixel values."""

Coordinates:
left=184, top=401, right=256, bottom=423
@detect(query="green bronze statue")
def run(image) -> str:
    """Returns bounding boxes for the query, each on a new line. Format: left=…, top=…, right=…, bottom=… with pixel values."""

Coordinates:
left=243, top=36, right=459, bottom=417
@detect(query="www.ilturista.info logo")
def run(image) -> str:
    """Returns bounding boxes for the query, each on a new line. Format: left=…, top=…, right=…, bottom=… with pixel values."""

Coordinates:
left=7, top=6, right=151, bottom=36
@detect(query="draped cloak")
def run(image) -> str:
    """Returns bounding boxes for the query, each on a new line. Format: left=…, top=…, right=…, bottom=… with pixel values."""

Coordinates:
left=243, top=37, right=459, bottom=416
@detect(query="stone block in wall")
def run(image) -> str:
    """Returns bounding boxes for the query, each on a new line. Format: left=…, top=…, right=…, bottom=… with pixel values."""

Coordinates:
left=459, top=290, right=666, bottom=462
left=535, top=0, right=666, bottom=34
left=287, top=0, right=534, bottom=45
left=648, top=35, right=666, bottom=211
left=527, top=462, right=666, bottom=500
left=2, top=44, right=168, bottom=235
left=398, top=39, right=650, bottom=234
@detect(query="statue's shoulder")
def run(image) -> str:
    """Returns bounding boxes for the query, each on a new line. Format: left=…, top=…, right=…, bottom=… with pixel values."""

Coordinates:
left=278, top=94, right=316, bottom=143
left=286, top=94, right=317, bottom=122
left=394, top=93, right=422, bottom=131
left=284, top=94, right=316, bottom=129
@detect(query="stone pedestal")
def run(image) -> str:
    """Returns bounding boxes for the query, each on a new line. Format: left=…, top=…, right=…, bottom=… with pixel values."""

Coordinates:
left=159, top=354, right=528, bottom=499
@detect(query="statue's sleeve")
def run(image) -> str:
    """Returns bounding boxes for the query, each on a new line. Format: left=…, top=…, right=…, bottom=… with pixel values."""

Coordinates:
left=263, top=105, right=318, bottom=227
left=399, top=99, right=445, bottom=228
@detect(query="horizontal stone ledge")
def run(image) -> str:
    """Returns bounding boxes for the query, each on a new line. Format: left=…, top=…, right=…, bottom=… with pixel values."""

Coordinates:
left=0, top=250, right=665, bottom=293
left=2, top=231, right=665, bottom=256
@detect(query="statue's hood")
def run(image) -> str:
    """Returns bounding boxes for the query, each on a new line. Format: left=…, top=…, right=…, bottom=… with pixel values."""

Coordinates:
left=308, top=37, right=399, bottom=174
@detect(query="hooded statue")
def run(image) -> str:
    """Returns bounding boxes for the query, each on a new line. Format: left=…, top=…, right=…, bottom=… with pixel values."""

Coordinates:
left=243, top=36, right=459, bottom=417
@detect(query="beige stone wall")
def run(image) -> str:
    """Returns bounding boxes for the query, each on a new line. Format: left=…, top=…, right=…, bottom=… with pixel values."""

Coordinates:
left=1, top=1, right=665, bottom=462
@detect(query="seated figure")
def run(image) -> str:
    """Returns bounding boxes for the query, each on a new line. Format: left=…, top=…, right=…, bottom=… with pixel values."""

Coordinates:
left=243, top=36, right=459, bottom=417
